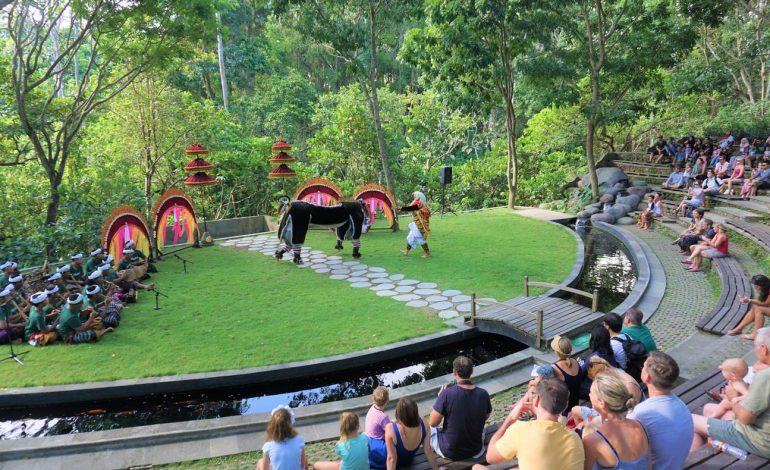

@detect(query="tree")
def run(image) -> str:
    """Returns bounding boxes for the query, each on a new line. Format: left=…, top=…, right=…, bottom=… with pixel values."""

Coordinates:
left=6, top=0, right=220, bottom=251
left=402, top=0, right=551, bottom=208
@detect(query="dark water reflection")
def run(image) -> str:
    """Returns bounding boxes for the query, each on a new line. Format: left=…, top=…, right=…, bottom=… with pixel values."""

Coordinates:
left=0, top=334, right=522, bottom=439
left=572, top=226, right=636, bottom=313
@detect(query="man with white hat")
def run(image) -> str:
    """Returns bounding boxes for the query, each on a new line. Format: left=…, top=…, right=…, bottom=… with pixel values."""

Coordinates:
left=0, top=288, right=25, bottom=344
left=85, top=285, right=121, bottom=328
left=7, top=274, right=30, bottom=317
left=0, top=262, right=12, bottom=287
left=85, top=248, right=105, bottom=274
left=45, top=284, right=66, bottom=309
left=57, top=293, right=112, bottom=344
left=68, top=253, right=86, bottom=285
left=25, top=291, right=58, bottom=344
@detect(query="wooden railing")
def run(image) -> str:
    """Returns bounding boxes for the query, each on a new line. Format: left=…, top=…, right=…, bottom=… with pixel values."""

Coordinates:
left=469, top=292, right=545, bottom=349
left=524, top=276, right=599, bottom=313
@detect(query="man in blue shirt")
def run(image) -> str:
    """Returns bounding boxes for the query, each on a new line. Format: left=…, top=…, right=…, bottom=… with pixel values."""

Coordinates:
left=749, top=160, right=770, bottom=198
left=662, top=165, right=685, bottom=189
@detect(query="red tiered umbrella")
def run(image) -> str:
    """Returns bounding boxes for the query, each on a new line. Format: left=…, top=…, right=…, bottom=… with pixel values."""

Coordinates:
left=183, top=142, right=217, bottom=240
left=268, top=164, right=298, bottom=179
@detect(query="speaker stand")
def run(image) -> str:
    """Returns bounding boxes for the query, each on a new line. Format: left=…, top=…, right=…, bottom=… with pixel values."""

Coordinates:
left=439, top=183, right=458, bottom=216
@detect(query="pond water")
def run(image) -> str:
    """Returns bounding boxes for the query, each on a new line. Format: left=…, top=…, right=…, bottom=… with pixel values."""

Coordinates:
left=0, top=333, right=522, bottom=439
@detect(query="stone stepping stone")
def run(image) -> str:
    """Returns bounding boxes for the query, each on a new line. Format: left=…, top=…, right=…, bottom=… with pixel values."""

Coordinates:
left=430, top=301, right=453, bottom=311
left=417, top=282, right=437, bottom=289
left=393, top=294, right=419, bottom=302
left=395, top=286, right=415, bottom=293
left=426, top=295, right=447, bottom=302
left=456, top=303, right=472, bottom=313
left=343, top=261, right=362, bottom=267
left=376, top=290, right=398, bottom=297
left=326, top=260, right=342, bottom=265
left=248, top=247, right=262, bottom=251
left=327, top=255, right=342, bottom=260
left=406, top=299, right=428, bottom=308
left=331, top=269, right=351, bottom=275
left=296, top=263, right=310, bottom=269
left=414, top=288, right=440, bottom=296
left=350, top=271, right=369, bottom=277
left=310, top=250, right=325, bottom=255
left=371, top=278, right=392, bottom=284
left=329, top=274, right=349, bottom=280
left=389, top=274, right=405, bottom=281
left=398, top=279, right=419, bottom=286
left=442, top=290, right=462, bottom=297
left=309, top=256, right=328, bottom=262
left=365, top=272, right=388, bottom=279
left=350, top=281, right=372, bottom=288
left=370, top=283, right=396, bottom=291
left=439, top=310, right=460, bottom=319
left=451, top=295, right=472, bottom=303
left=347, top=276, right=369, bottom=283
left=368, top=267, right=386, bottom=273
left=314, top=268, right=331, bottom=274
left=261, top=250, right=276, bottom=256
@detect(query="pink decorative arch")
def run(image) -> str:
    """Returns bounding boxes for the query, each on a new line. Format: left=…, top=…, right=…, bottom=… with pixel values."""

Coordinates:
left=353, top=183, right=397, bottom=230
left=293, top=178, right=344, bottom=206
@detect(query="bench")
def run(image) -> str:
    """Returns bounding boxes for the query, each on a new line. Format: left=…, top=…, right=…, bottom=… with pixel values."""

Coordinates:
left=726, top=219, right=770, bottom=254
left=673, top=369, right=770, bottom=469
left=696, top=256, right=751, bottom=335
left=406, top=424, right=507, bottom=470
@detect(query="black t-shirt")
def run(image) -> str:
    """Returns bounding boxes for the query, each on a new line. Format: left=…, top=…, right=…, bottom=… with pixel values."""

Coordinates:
left=433, top=385, right=491, bottom=460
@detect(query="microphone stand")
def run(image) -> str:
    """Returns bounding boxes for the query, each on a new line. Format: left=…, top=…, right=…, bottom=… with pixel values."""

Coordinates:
left=1, top=300, right=28, bottom=365
left=148, top=288, right=168, bottom=311
left=174, top=254, right=192, bottom=274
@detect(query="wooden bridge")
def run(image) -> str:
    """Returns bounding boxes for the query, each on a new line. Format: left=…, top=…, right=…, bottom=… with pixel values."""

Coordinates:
left=471, top=278, right=606, bottom=349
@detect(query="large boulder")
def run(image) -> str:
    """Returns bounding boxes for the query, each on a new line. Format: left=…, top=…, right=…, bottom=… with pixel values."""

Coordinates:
left=606, top=206, right=628, bottom=219
left=616, top=194, right=641, bottom=208
left=626, top=186, right=649, bottom=197
left=586, top=202, right=603, bottom=210
left=599, top=193, right=615, bottom=204
left=577, top=210, right=592, bottom=219
left=614, top=203, right=633, bottom=214
left=581, top=167, right=630, bottom=194
left=584, top=206, right=601, bottom=216
left=617, top=217, right=635, bottom=225
left=637, top=202, right=648, bottom=211
left=591, top=213, right=616, bottom=224
left=612, top=182, right=628, bottom=191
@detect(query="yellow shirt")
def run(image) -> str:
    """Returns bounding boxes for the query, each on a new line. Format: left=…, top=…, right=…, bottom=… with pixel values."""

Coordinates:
left=495, top=419, right=584, bottom=470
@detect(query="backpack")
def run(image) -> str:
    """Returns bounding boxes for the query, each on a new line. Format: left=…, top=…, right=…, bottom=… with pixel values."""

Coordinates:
left=612, top=335, right=649, bottom=382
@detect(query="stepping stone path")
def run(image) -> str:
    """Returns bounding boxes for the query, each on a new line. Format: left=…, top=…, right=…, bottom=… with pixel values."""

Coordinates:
left=220, top=234, right=483, bottom=319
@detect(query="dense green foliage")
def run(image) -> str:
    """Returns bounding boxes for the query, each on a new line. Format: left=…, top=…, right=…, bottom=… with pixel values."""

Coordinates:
left=1, top=0, right=769, bottom=264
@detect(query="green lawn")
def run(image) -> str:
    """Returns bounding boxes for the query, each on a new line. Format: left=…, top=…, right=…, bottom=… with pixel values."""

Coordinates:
left=0, top=209, right=576, bottom=388
left=304, top=208, right=577, bottom=300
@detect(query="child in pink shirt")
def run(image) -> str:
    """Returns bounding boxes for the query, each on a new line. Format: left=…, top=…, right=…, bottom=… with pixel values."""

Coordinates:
left=365, top=386, right=390, bottom=469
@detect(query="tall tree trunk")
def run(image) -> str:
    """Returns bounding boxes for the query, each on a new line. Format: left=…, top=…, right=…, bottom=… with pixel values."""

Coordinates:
left=216, top=11, right=229, bottom=110
left=504, top=94, right=517, bottom=209
left=45, top=174, right=62, bottom=258
left=586, top=74, right=601, bottom=199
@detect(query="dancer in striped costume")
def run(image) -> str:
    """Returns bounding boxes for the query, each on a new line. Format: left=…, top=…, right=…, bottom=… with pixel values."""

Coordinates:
left=400, top=191, right=432, bottom=258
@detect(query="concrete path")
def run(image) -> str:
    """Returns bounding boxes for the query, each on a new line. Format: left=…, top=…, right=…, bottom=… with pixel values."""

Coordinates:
left=218, top=234, right=497, bottom=320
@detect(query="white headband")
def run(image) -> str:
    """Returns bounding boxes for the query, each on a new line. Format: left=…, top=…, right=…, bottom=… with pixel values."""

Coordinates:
left=125, top=240, right=136, bottom=248
left=30, top=292, right=48, bottom=305
left=48, top=272, right=62, bottom=281
left=67, top=293, right=83, bottom=305
left=99, top=263, right=111, bottom=272
left=90, top=248, right=103, bottom=256
left=45, top=285, right=60, bottom=295
left=71, top=253, right=84, bottom=260
left=87, top=270, right=102, bottom=280
left=9, top=274, right=22, bottom=283
left=8, top=262, right=17, bottom=269
left=0, top=289, right=10, bottom=298
left=270, top=405, right=296, bottom=424
left=123, top=248, right=134, bottom=255
left=57, top=265, right=71, bottom=273
left=85, top=285, right=101, bottom=296
left=0, top=262, right=9, bottom=270
left=105, top=255, right=114, bottom=263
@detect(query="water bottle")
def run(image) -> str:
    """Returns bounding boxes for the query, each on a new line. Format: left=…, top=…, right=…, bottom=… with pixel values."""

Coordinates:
left=710, top=439, right=748, bottom=460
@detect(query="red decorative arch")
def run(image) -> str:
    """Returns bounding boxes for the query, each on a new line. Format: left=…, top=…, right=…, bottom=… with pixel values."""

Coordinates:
left=293, top=178, right=343, bottom=206
left=152, top=188, right=199, bottom=251
left=101, top=206, right=153, bottom=263
left=353, top=183, right=397, bottom=230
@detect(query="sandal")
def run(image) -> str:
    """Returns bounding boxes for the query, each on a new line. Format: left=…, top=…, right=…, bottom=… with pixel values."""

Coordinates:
left=726, top=329, right=742, bottom=336
left=741, top=334, right=756, bottom=340
left=681, top=259, right=693, bottom=264
left=688, top=268, right=701, bottom=272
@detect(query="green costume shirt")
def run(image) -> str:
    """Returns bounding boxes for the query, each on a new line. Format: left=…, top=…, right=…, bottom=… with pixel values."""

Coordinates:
left=104, top=269, right=118, bottom=282
left=25, top=305, right=47, bottom=340
left=69, top=263, right=85, bottom=281
left=735, top=367, right=770, bottom=457
left=85, top=258, right=102, bottom=276
left=133, top=249, right=147, bottom=260
left=0, top=274, right=7, bottom=288
left=57, top=306, right=84, bottom=337
left=117, top=258, right=133, bottom=271
left=621, top=325, right=657, bottom=352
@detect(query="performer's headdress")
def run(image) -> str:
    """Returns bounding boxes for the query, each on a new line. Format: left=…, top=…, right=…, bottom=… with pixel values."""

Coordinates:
left=412, top=191, right=427, bottom=205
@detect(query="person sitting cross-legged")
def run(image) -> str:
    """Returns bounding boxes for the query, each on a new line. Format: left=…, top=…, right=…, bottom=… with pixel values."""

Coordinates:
left=57, top=293, right=113, bottom=344
left=691, top=328, right=770, bottom=459
left=472, top=378, right=584, bottom=470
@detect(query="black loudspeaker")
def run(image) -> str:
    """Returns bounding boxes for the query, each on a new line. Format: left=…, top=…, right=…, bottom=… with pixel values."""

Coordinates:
left=439, top=166, right=453, bottom=185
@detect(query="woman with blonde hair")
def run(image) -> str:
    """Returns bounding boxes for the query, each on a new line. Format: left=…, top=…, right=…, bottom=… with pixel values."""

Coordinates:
left=582, top=371, right=650, bottom=470
left=257, top=406, right=306, bottom=470
left=550, top=335, right=585, bottom=411
left=313, top=412, right=370, bottom=470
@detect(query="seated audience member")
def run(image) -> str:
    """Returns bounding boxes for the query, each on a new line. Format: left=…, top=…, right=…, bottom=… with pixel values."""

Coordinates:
left=637, top=194, right=662, bottom=231
left=741, top=165, right=760, bottom=200
left=582, top=371, right=649, bottom=469
left=714, top=155, right=730, bottom=178
left=691, top=328, right=770, bottom=459
left=365, top=386, right=390, bottom=469
left=702, top=169, right=723, bottom=196
left=57, top=293, right=113, bottom=344
left=675, top=178, right=704, bottom=216
left=258, top=406, right=306, bottom=470
left=674, top=145, right=686, bottom=168
left=430, top=356, right=491, bottom=460
left=384, top=398, right=437, bottom=470
left=550, top=335, right=584, bottom=412
left=475, top=379, right=584, bottom=470
left=682, top=162, right=693, bottom=188
left=727, top=274, right=770, bottom=339
left=703, top=358, right=749, bottom=420
left=603, top=313, right=631, bottom=371
left=578, top=357, right=643, bottom=407
left=649, top=138, right=669, bottom=164
left=666, top=137, right=678, bottom=156
left=720, top=157, right=746, bottom=195
left=628, top=351, right=693, bottom=469
left=677, top=217, right=715, bottom=254
left=621, top=307, right=657, bottom=353
left=748, top=159, right=770, bottom=199
left=683, top=223, right=729, bottom=273
left=24, top=291, right=58, bottom=345
left=662, top=165, right=685, bottom=189
left=672, top=207, right=705, bottom=244
left=579, top=325, right=618, bottom=399
left=313, top=412, right=371, bottom=470
left=693, top=155, right=708, bottom=180
left=720, top=130, right=735, bottom=149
